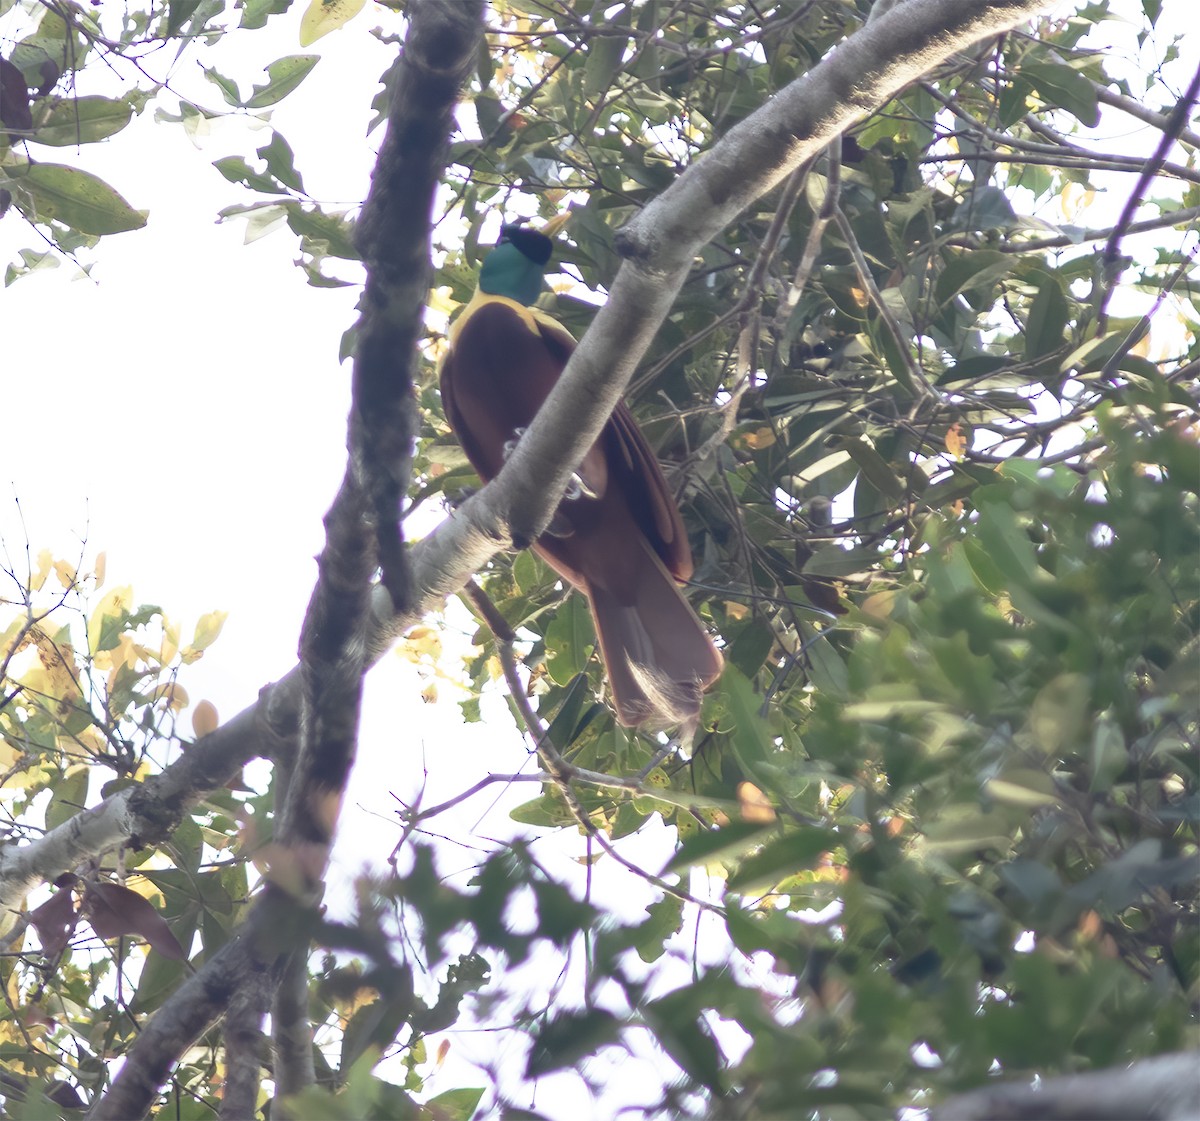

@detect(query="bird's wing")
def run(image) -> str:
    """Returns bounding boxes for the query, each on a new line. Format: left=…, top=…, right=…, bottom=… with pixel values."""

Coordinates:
left=608, top=401, right=693, bottom=583
left=535, top=310, right=693, bottom=582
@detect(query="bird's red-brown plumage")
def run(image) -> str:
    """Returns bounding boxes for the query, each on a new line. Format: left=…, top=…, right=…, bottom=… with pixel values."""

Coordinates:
left=440, top=294, right=722, bottom=728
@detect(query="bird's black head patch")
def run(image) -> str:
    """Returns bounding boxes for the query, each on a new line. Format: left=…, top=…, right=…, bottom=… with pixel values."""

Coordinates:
left=500, top=224, right=554, bottom=266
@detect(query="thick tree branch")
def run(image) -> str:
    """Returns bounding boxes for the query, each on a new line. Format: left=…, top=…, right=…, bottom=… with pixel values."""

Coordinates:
left=929, top=1051, right=1200, bottom=1120
left=87, top=894, right=315, bottom=1121
left=82, top=3, right=483, bottom=1116
left=219, top=966, right=272, bottom=1121
left=352, top=0, right=483, bottom=615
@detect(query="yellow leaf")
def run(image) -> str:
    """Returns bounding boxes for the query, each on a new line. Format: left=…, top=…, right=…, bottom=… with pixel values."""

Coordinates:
left=186, top=610, right=227, bottom=659
left=299, top=0, right=365, bottom=46
left=398, top=625, right=442, bottom=664
left=31, top=549, right=52, bottom=592
left=421, top=681, right=438, bottom=704
left=861, top=590, right=895, bottom=619
left=158, top=617, right=179, bottom=664
left=737, top=781, right=776, bottom=823
left=53, top=560, right=76, bottom=589
left=436, top=1038, right=451, bottom=1067
left=106, top=632, right=139, bottom=672
left=1059, top=181, right=1095, bottom=222
left=93, top=551, right=106, bottom=589
left=192, top=699, right=219, bottom=738
left=87, top=585, right=134, bottom=653
left=724, top=601, right=749, bottom=621
left=151, top=682, right=189, bottom=712
left=73, top=727, right=109, bottom=759
left=0, top=738, right=21, bottom=772
left=426, top=286, right=458, bottom=318
left=944, top=422, right=966, bottom=459
left=740, top=426, right=776, bottom=450
left=122, top=875, right=167, bottom=908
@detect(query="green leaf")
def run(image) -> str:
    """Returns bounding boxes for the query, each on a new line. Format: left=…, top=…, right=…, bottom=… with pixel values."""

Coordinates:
left=634, top=893, right=684, bottom=963
left=843, top=438, right=904, bottom=500
left=31, top=95, right=134, bottom=146
left=725, top=617, right=775, bottom=679
left=663, top=820, right=775, bottom=875
left=45, top=766, right=88, bottom=831
left=725, top=828, right=837, bottom=893
left=935, top=249, right=1013, bottom=308
left=10, top=163, right=146, bottom=235
left=284, top=203, right=359, bottom=260
left=542, top=672, right=591, bottom=750
left=643, top=989, right=725, bottom=1093
left=986, top=768, right=1059, bottom=807
left=244, top=55, right=320, bottom=109
left=973, top=486, right=1038, bottom=588
left=510, top=793, right=575, bottom=828
left=257, top=132, right=304, bottom=192
left=421, top=1088, right=485, bottom=1121
left=166, top=1, right=203, bottom=37
left=1029, top=673, right=1089, bottom=756
left=526, top=1009, right=621, bottom=1077
left=1024, top=274, right=1069, bottom=361
left=213, top=156, right=284, bottom=195
left=201, top=65, right=242, bottom=107
left=1089, top=712, right=1127, bottom=793
left=1022, top=59, right=1101, bottom=126
left=722, top=663, right=776, bottom=784
left=241, top=0, right=292, bottom=30
left=584, top=26, right=627, bottom=99
left=544, top=595, right=593, bottom=685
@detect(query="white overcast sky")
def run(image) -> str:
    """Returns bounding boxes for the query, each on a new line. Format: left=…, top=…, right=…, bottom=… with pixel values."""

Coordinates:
left=0, top=0, right=1194, bottom=1114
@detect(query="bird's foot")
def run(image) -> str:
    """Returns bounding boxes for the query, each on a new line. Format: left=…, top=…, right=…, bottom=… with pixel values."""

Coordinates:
left=445, top=486, right=477, bottom=511
left=502, top=426, right=598, bottom=504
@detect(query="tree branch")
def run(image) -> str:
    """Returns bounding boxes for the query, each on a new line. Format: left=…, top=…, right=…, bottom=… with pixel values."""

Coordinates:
left=83, top=2, right=483, bottom=1115
left=929, top=1051, right=1200, bottom=1120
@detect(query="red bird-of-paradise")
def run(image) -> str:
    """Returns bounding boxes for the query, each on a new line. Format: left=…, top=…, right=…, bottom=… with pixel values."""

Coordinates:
left=439, top=220, right=722, bottom=729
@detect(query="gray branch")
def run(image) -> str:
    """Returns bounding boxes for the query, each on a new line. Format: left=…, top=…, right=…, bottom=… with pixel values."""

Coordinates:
left=930, top=1050, right=1200, bottom=1120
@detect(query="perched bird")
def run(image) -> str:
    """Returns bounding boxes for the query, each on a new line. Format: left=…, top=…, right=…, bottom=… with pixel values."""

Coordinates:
left=439, top=222, right=723, bottom=729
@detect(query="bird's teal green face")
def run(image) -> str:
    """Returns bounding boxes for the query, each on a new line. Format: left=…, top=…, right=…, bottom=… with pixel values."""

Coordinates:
left=477, top=227, right=553, bottom=306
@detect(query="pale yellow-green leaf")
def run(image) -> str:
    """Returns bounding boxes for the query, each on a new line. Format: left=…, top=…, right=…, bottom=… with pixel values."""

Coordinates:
left=190, top=610, right=228, bottom=653
left=13, top=163, right=147, bottom=235
left=986, top=768, right=1059, bottom=807
left=87, top=585, right=134, bottom=653
left=192, top=699, right=219, bottom=739
left=1029, top=672, right=1089, bottom=755
left=31, top=548, right=53, bottom=592
left=299, top=0, right=364, bottom=47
